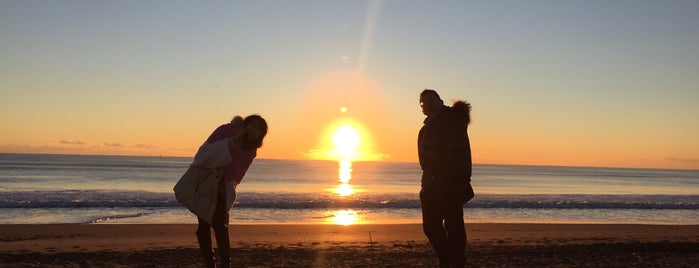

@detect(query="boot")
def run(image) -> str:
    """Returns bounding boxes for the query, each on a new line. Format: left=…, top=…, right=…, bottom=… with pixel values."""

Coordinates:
left=201, top=249, right=217, bottom=268
left=220, top=257, right=230, bottom=268
left=218, top=248, right=231, bottom=268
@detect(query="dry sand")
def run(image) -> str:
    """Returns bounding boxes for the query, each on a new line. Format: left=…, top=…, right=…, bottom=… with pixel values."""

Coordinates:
left=1, top=223, right=697, bottom=267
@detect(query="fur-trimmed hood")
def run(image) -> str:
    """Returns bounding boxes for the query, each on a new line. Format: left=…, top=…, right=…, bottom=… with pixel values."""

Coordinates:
left=450, top=100, right=471, bottom=125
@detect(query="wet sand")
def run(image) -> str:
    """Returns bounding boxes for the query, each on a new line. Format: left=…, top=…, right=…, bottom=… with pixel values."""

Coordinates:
left=1, top=223, right=697, bottom=267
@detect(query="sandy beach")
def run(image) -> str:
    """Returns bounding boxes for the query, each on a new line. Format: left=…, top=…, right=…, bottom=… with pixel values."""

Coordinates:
left=1, top=223, right=697, bottom=267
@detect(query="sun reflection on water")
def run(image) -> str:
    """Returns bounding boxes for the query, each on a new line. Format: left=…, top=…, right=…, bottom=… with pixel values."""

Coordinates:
left=335, top=183, right=354, bottom=196
left=334, top=160, right=355, bottom=196
left=329, top=209, right=358, bottom=226
left=327, top=115, right=365, bottom=225
left=338, top=160, right=352, bottom=183
left=330, top=158, right=361, bottom=225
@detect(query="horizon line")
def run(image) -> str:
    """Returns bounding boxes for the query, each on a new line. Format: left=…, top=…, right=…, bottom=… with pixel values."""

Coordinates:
left=1, top=152, right=697, bottom=171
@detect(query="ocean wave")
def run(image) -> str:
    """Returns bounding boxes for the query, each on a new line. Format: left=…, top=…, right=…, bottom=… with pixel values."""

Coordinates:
left=0, top=190, right=697, bottom=210
left=89, top=212, right=149, bottom=223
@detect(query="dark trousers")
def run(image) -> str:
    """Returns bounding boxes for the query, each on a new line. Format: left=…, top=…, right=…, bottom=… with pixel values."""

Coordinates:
left=196, top=185, right=230, bottom=267
left=420, top=188, right=467, bottom=268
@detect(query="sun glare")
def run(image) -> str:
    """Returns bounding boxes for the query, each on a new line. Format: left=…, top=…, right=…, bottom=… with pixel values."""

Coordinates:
left=299, top=69, right=388, bottom=162
left=303, top=108, right=385, bottom=162
left=333, top=126, right=360, bottom=159
left=334, top=183, right=354, bottom=196
left=334, top=160, right=355, bottom=196
left=330, top=210, right=358, bottom=226
left=338, top=160, right=352, bottom=183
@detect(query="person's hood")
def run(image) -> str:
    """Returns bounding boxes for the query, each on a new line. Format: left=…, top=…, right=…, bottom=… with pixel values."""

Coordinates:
left=451, top=100, right=471, bottom=125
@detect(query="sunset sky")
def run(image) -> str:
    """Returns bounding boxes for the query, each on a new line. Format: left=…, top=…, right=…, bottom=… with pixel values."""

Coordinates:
left=1, top=1, right=698, bottom=169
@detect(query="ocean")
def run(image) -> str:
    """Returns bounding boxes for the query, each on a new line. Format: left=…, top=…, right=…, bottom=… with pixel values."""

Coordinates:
left=0, top=153, right=697, bottom=225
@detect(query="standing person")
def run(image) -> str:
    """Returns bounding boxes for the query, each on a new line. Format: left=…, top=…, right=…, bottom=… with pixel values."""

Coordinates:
left=175, top=115, right=268, bottom=268
left=417, top=89, right=474, bottom=268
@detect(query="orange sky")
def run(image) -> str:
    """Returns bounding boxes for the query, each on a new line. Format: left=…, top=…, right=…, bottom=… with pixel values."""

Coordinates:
left=2, top=68, right=697, bottom=170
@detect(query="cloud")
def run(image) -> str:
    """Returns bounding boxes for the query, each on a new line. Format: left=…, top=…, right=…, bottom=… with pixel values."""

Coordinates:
left=0, top=142, right=194, bottom=157
left=58, top=139, right=86, bottom=145
left=132, top=144, right=161, bottom=150
left=103, top=143, right=125, bottom=148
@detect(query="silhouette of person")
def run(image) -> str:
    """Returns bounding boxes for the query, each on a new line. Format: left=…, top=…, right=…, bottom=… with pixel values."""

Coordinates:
left=418, top=89, right=474, bottom=268
left=189, top=115, right=268, bottom=268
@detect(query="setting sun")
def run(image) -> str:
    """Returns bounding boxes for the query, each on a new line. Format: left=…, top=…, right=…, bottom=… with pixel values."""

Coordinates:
left=305, top=115, right=384, bottom=162
left=333, top=126, right=360, bottom=159
left=296, top=69, right=390, bottom=163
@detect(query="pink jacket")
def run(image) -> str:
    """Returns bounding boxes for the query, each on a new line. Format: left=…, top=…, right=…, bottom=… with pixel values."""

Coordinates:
left=190, top=119, right=257, bottom=210
left=205, top=123, right=257, bottom=185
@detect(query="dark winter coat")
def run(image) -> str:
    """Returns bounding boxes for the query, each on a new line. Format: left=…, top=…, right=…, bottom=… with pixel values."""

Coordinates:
left=418, top=101, right=472, bottom=201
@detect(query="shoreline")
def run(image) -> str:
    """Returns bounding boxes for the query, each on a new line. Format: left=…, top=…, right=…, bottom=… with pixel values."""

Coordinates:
left=1, top=223, right=697, bottom=267
left=2, top=223, right=698, bottom=252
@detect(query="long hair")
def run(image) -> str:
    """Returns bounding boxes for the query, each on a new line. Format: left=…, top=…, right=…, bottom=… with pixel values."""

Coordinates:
left=241, top=115, right=268, bottom=150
